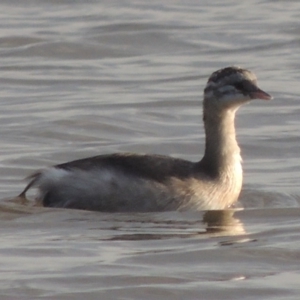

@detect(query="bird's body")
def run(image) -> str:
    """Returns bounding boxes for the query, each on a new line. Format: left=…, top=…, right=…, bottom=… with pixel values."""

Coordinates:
left=20, top=66, right=272, bottom=212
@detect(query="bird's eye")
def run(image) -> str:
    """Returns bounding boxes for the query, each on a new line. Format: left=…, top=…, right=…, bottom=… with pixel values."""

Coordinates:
left=233, top=81, right=245, bottom=91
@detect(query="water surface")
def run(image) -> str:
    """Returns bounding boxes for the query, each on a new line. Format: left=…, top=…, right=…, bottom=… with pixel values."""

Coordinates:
left=0, top=1, right=300, bottom=299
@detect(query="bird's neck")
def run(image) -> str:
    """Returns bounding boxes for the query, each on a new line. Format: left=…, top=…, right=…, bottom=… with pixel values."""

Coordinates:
left=199, top=107, right=242, bottom=178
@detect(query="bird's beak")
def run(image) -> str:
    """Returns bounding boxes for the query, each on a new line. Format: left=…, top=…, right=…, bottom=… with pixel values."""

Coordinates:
left=249, top=86, right=273, bottom=100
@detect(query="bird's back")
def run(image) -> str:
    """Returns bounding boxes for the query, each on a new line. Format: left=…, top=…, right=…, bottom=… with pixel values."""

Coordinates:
left=25, top=153, right=208, bottom=212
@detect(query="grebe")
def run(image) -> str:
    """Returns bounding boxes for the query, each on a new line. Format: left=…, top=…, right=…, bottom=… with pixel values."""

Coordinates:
left=19, top=66, right=272, bottom=212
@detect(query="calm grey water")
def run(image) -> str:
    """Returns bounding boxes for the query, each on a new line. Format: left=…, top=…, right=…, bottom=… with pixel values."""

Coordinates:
left=0, top=0, right=300, bottom=299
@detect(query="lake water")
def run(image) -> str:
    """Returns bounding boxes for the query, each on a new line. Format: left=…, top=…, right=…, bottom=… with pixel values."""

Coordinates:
left=0, top=0, right=300, bottom=299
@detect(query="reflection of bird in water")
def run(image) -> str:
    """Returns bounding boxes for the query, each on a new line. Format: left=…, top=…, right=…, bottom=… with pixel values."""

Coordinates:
left=105, top=210, right=245, bottom=241
left=19, top=67, right=272, bottom=212
left=203, top=210, right=245, bottom=236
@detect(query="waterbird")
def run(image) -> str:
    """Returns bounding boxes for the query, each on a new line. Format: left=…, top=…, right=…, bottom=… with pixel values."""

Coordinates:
left=19, top=66, right=272, bottom=212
